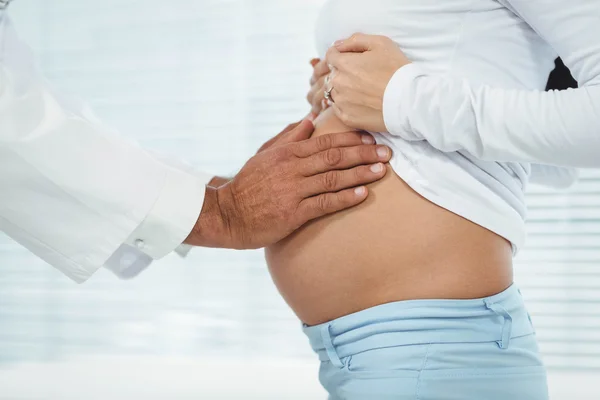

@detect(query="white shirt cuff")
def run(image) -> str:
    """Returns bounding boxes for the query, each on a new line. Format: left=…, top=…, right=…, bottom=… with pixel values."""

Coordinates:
left=124, top=166, right=213, bottom=260
left=103, top=244, right=153, bottom=279
left=383, top=63, right=427, bottom=138
left=103, top=243, right=194, bottom=280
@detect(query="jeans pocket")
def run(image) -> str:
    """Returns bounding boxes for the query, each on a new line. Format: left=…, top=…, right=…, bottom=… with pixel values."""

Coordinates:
left=344, top=343, right=432, bottom=376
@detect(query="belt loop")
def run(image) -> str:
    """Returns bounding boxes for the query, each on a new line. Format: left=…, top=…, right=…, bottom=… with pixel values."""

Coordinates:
left=320, top=324, right=344, bottom=368
left=484, top=299, right=513, bottom=350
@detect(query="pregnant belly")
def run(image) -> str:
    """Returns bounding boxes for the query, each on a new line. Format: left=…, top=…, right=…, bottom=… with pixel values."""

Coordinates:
left=265, top=110, right=513, bottom=326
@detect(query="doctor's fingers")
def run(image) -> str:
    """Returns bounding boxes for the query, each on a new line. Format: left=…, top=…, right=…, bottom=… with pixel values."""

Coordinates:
left=291, top=131, right=376, bottom=159
left=298, top=142, right=392, bottom=176
left=296, top=186, right=369, bottom=225
left=300, top=163, right=387, bottom=197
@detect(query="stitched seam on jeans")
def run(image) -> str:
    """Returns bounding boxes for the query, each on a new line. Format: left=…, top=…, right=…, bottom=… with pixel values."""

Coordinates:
left=415, top=343, right=433, bottom=400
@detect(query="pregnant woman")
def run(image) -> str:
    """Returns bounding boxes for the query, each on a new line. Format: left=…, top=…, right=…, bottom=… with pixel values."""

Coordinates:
left=266, top=0, right=600, bottom=399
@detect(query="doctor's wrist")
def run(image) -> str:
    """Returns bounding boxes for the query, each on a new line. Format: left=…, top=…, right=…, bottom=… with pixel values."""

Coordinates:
left=185, top=185, right=233, bottom=248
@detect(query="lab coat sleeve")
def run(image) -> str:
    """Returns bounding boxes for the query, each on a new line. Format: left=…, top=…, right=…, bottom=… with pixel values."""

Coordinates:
left=382, top=0, right=600, bottom=168
left=0, top=13, right=212, bottom=283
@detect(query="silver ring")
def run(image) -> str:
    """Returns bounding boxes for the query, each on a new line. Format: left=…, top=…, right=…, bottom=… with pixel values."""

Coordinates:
left=324, top=87, right=334, bottom=102
left=324, top=73, right=334, bottom=103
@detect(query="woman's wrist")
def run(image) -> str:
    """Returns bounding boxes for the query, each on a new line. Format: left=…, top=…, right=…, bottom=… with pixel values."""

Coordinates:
left=382, top=62, right=425, bottom=138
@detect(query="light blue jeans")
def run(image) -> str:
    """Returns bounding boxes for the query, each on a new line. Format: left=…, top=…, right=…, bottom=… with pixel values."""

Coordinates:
left=303, top=285, right=549, bottom=400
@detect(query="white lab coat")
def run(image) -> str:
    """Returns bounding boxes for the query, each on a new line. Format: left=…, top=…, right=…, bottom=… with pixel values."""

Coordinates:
left=0, top=10, right=212, bottom=282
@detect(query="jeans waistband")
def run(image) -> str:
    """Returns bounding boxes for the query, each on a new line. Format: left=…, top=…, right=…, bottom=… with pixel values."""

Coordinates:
left=303, top=285, right=535, bottom=367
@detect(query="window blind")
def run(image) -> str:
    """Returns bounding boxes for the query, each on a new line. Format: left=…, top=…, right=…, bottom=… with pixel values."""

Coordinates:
left=1, top=0, right=599, bottom=372
left=517, top=168, right=600, bottom=370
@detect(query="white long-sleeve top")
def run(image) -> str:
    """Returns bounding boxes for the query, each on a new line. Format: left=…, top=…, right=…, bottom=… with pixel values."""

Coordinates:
left=0, top=11, right=212, bottom=282
left=317, top=0, right=580, bottom=253
left=382, top=0, right=599, bottom=167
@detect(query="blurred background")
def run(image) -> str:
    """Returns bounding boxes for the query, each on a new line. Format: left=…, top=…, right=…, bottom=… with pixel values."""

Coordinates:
left=1, top=0, right=598, bottom=398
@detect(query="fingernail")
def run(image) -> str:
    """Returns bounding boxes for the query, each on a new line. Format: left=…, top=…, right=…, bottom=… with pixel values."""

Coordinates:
left=361, top=135, right=375, bottom=144
left=370, top=163, right=384, bottom=173
left=321, top=99, right=326, bottom=109
left=334, top=40, right=344, bottom=47
left=354, top=186, right=366, bottom=196
left=377, top=146, right=390, bottom=159
left=327, top=100, right=334, bottom=106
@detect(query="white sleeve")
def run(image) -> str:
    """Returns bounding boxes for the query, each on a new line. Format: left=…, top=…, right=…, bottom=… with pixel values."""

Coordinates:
left=382, top=0, right=600, bottom=168
left=0, top=13, right=212, bottom=283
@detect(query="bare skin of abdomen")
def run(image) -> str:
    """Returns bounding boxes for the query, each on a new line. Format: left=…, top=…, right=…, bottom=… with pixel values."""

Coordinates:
left=265, top=109, right=514, bottom=326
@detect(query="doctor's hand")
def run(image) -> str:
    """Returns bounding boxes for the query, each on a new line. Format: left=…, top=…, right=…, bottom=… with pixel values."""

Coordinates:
left=325, top=33, right=411, bottom=133
left=186, top=119, right=391, bottom=249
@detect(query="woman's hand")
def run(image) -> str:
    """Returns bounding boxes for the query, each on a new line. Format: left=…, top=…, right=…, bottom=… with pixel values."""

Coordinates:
left=325, top=33, right=412, bottom=132
left=307, top=58, right=332, bottom=115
